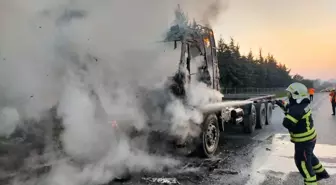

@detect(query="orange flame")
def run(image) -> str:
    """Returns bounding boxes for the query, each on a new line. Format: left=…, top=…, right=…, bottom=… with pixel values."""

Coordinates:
left=203, top=37, right=210, bottom=47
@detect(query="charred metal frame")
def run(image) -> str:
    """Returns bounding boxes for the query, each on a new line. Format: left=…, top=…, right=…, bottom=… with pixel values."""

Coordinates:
left=169, top=24, right=221, bottom=92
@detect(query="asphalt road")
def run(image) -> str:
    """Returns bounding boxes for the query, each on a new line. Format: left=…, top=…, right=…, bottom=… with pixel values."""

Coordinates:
left=2, top=93, right=335, bottom=185
left=241, top=93, right=336, bottom=185
left=122, top=93, right=336, bottom=185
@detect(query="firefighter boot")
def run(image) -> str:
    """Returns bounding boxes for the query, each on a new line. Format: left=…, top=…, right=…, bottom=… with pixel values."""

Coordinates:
left=316, top=170, right=330, bottom=181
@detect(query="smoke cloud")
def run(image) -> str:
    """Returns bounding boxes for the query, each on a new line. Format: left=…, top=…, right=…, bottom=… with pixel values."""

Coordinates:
left=176, top=0, right=230, bottom=27
left=0, top=0, right=228, bottom=185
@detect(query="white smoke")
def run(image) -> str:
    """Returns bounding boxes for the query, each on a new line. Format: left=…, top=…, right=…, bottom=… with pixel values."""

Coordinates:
left=0, top=107, right=20, bottom=137
left=0, top=0, right=228, bottom=185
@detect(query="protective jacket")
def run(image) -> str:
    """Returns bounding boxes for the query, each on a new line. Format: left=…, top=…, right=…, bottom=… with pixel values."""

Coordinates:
left=308, top=88, right=315, bottom=95
left=282, top=98, right=317, bottom=143
left=329, top=92, right=336, bottom=103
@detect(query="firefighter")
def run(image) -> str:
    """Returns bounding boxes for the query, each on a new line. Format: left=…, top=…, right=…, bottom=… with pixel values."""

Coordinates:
left=308, top=87, right=315, bottom=101
left=330, top=89, right=336, bottom=115
left=275, top=82, right=329, bottom=185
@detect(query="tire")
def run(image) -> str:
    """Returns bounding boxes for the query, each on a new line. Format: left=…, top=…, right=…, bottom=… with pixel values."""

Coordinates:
left=256, top=102, right=266, bottom=129
left=243, top=104, right=257, bottom=133
left=266, top=102, right=273, bottom=125
left=197, top=114, right=220, bottom=158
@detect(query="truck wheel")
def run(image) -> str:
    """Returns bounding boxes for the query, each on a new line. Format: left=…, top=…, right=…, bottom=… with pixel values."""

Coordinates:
left=243, top=104, right=257, bottom=133
left=266, top=102, right=273, bottom=125
left=198, top=114, right=220, bottom=158
left=256, top=103, right=266, bottom=129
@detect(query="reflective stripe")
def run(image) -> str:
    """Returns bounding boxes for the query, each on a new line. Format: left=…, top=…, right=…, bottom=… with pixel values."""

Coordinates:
left=291, top=128, right=316, bottom=138
left=285, top=114, right=298, bottom=123
left=313, top=163, right=325, bottom=173
left=302, top=110, right=312, bottom=131
left=289, top=110, right=316, bottom=143
left=302, top=110, right=312, bottom=119
left=301, top=161, right=317, bottom=185
left=315, top=167, right=325, bottom=173
left=305, top=181, right=318, bottom=185
left=313, top=163, right=322, bottom=170
left=302, top=161, right=315, bottom=181
left=291, top=130, right=317, bottom=142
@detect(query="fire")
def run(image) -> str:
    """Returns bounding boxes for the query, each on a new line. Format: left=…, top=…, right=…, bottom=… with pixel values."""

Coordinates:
left=203, top=37, right=210, bottom=47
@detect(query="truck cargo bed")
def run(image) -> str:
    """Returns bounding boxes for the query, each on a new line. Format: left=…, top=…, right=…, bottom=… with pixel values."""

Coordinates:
left=223, top=94, right=275, bottom=101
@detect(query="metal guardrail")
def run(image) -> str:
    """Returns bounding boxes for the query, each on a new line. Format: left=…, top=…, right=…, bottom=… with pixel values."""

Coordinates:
left=221, top=87, right=287, bottom=95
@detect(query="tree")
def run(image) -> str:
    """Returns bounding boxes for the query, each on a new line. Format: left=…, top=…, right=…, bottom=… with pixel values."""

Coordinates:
left=293, top=74, right=304, bottom=81
left=216, top=37, right=314, bottom=89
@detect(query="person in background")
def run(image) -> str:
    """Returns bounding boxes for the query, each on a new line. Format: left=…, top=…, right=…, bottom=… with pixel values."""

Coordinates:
left=275, top=82, right=329, bottom=185
left=308, top=87, right=315, bottom=101
left=329, top=89, right=336, bottom=115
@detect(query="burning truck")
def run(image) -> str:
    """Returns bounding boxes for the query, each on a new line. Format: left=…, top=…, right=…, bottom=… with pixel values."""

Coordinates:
left=153, top=9, right=276, bottom=158
left=0, top=6, right=276, bottom=184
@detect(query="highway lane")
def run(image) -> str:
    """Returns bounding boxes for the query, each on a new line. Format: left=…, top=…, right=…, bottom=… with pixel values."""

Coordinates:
left=116, top=93, right=336, bottom=185
left=2, top=93, right=334, bottom=185
left=247, top=93, right=336, bottom=185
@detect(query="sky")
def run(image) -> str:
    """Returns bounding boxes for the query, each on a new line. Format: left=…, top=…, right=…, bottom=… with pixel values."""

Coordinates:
left=212, top=0, right=336, bottom=80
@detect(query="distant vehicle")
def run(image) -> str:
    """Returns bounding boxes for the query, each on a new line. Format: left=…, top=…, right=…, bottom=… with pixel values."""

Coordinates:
left=321, top=88, right=334, bottom=92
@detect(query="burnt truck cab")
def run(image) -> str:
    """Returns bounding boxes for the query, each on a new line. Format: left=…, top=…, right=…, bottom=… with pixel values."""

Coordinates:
left=165, top=22, right=275, bottom=158
left=167, top=24, right=220, bottom=93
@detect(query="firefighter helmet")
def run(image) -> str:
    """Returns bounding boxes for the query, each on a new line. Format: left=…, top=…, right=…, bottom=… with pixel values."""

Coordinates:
left=285, top=82, right=309, bottom=103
